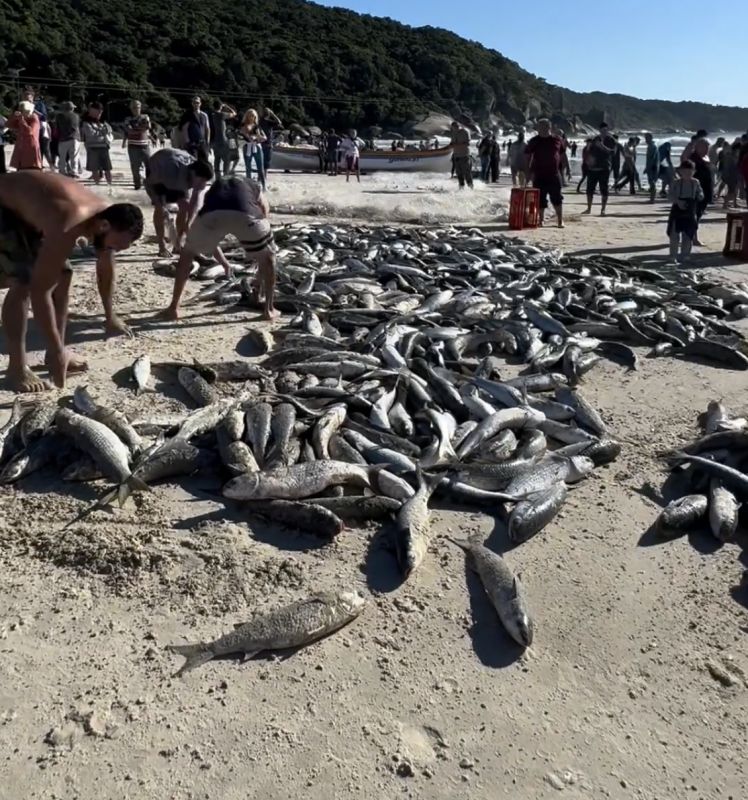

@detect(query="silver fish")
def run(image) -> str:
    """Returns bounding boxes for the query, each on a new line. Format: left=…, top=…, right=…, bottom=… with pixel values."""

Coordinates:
left=655, top=494, right=708, bottom=537
left=450, top=536, right=533, bottom=647
left=300, top=495, right=401, bottom=523
left=167, top=590, right=366, bottom=676
left=266, top=403, right=297, bottom=468
left=245, top=500, right=344, bottom=537
left=312, top=404, right=347, bottom=459
left=131, top=354, right=151, bottom=394
left=175, top=399, right=236, bottom=441
left=508, top=482, right=568, bottom=543
left=0, top=398, right=22, bottom=464
left=244, top=402, right=273, bottom=467
left=19, top=400, right=58, bottom=446
left=708, top=480, right=739, bottom=543
left=178, top=367, right=219, bottom=408
left=223, top=460, right=384, bottom=501
left=395, top=468, right=441, bottom=576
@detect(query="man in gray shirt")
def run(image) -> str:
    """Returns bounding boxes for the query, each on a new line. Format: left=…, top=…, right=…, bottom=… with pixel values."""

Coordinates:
left=56, top=101, right=81, bottom=178
left=179, top=96, right=210, bottom=162
left=210, top=100, right=236, bottom=180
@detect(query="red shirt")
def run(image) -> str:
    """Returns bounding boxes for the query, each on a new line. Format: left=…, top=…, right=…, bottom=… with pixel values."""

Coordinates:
left=525, top=135, right=565, bottom=179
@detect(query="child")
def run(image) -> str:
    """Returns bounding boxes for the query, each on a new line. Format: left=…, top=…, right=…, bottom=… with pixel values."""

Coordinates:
left=667, top=160, right=703, bottom=264
left=340, top=129, right=361, bottom=183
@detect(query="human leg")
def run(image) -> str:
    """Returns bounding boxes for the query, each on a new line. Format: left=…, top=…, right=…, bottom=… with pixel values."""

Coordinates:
left=669, top=231, right=680, bottom=260
left=253, top=148, right=266, bottom=189
left=45, top=268, right=87, bottom=373
left=255, top=248, right=278, bottom=320
left=2, top=281, right=50, bottom=392
left=584, top=172, right=598, bottom=212
left=680, top=234, right=693, bottom=260
left=549, top=176, right=564, bottom=228
left=480, top=155, right=489, bottom=181
left=152, top=202, right=169, bottom=257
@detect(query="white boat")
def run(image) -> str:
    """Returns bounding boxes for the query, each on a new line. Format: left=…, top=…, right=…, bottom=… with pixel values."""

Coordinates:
left=271, top=144, right=453, bottom=173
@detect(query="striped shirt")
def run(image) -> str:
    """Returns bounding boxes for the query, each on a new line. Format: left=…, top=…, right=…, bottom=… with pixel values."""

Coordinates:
left=124, top=114, right=151, bottom=146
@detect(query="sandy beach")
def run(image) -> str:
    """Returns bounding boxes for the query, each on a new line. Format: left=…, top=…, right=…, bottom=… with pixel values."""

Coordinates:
left=1, top=152, right=747, bottom=800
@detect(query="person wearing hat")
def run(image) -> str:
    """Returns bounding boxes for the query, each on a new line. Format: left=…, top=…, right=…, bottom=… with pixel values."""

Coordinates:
left=0, top=171, right=145, bottom=391
left=55, top=100, right=81, bottom=178
left=8, top=101, right=42, bottom=170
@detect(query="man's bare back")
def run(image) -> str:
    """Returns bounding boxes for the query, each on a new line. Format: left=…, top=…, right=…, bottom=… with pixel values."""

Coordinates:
left=0, top=172, right=108, bottom=237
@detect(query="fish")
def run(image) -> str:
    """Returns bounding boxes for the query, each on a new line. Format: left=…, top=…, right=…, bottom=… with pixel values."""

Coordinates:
left=167, top=590, right=366, bottom=676
left=131, top=355, right=151, bottom=394
left=244, top=402, right=273, bottom=467
left=504, top=455, right=594, bottom=497
left=61, top=456, right=104, bottom=482
left=456, top=407, right=545, bottom=460
left=654, top=494, right=708, bottom=537
left=554, top=388, right=608, bottom=436
left=0, top=398, right=22, bottom=464
left=508, top=482, right=568, bottom=543
left=698, top=400, right=747, bottom=434
left=708, top=480, right=739, bottom=543
left=312, top=404, right=347, bottom=459
left=19, top=400, right=58, bottom=446
left=73, top=388, right=144, bottom=453
left=394, top=467, right=441, bottom=577
left=223, top=461, right=385, bottom=501
left=244, top=500, right=344, bottom=537
left=0, top=434, right=70, bottom=484
left=175, top=399, right=236, bottom=441
left=299, top=495, right=401, bottom=523
left=668, top=452, right=748, bottom=498
left=266, top=403, right=297, bottom=468
left=178, top=367, right=219, bottom=407
left=450, top=536, right=533, bottom=648
left=55, top=409, right=148, bottom=506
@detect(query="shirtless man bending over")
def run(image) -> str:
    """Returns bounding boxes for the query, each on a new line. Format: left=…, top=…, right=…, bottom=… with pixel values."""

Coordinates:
left=156, top=176, right=277, bottom=321
left=0, top=172, right=144, bottom=392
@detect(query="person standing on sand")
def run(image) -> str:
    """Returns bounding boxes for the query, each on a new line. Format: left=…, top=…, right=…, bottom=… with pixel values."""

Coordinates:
left=0, top=171, right=143, bottom=391
left=341, top=129, right=362, bottom=183
left=682, top=129, right=708, bottom=163
left=241, top=109, right=267, bottom=189
left=155, top=176, right=277, bottom=322
left=259, top=107, right=282, bottom=181
left=478, top=132, right=493, bottom=181
left=525, top=118, right=565, bottom=228
left=450, top=121, right=473, bottom=189
left=576, top=139, right=590, bottom=193
left=39, top=116, right=54, bottom=170
left=325, top=129, right=341, bottom=176
left=582, top=134, right=614, bottom=216
left=667, top=160, right=703, bottom=264
left=658, top=141, right=674, bottom=198
left=122, top=100, right=152, bottom=190
left=643, top=133, right=660, bottom=202
left=8, top=102, right=42, bottom=171
left=55, top=101, right=81, bottom=178
left=717, top=140, right=740, bottom=208
left=180, top=97, right=210, bottom=162
left=507, top=131, right=527, bottom=186
left=610, top=134, right=623, bottom=191
left=690, top=139, right=712, bottom=245
left=210, top=100, right=237, bottom=181
left=615, top=139, right=637, bottom=194
left=81, top=102, right=114, bottom=193
left=144, top=148, right=213, bottom=258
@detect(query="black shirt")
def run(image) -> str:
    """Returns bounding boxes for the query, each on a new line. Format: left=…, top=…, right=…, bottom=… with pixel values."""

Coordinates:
left=199, top=177, right=260, bottom=216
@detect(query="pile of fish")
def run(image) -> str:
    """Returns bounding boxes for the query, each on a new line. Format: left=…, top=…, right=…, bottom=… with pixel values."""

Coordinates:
left=5, top=222, right=748, bottom=672
left=655, top=400, right=748, bottom=542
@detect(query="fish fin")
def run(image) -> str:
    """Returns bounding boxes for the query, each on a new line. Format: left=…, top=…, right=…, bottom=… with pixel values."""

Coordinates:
left=241, top=650, right=260, bottom=663
left=166, top=643, right=214, bottom=676
left=447, top=536, right=471, bottom=552
left=117, top=475, right=152, bottom=507
left=10, top=397, right=22, bottom=423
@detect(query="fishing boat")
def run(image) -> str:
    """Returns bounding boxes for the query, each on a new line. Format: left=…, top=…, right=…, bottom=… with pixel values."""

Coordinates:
left=271, top=144, right=453, bottom=173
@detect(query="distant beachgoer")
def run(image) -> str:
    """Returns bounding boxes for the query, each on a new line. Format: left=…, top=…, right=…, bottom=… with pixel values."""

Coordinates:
left=611, top=134, right=623, bottom=190
left=643, top=133, right=660, bottom=202
left=615, top=139, right=637, bottom=194
left=718, top=140, right=740, bottom=208
left=8, top=102, right=42, bottom=170
left=582, top=134, right=614, bottom=216
left=55, top=101, right=81, bottom=177
left=576, top=139, right=591, bottom=193
left=708, top=137, right=725, bottom=169
left=450, top=121, right=473, bottom=189
left=739, top=137, right=748, bottom=204
left=122, top=100, right=152, bottom=190
left=341, top=130, right=362, bottom=183
left=144, top=148, right=213, bottom=257
left=259, top=107, right=282, bottom=181
left=39, top=117, right=53, bottom=170
left=631, top=136, right=643, bottom=191
left=658, top=141, right=674, bottom=198
left=525, top=118, right=565, bottom=227
left=156, top=176, right=277, bottom=322
left=488, top=134, right=500, bottom=183
left=241, top=109, right=267, bottom=189
left=691, top=139, right=713, bottom=245
left=81, top=102, right=114, bottom=192
left=667, top=159, right=703, bottom=264
left=507, top=131, right=527, bottom=186
left=570, top=141, right=578, bottom=158
left=559, top=133, right=572, bottom=185
left=682, top=129, right=708, bottom=162
left=326, top=129, right=341, bottom=175
left=180, top=97, right=210, bottom=162
left=478, top=133, right=493, bottom=181
left=210, top=100, right=237, bottom=181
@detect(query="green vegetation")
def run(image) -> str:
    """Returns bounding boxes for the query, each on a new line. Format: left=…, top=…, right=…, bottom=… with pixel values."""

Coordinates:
left=1, top=0, right=746, bottom=132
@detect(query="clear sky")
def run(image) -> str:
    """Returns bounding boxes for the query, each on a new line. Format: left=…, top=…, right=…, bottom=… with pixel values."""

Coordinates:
left=315, top=0, right=743, bottom=107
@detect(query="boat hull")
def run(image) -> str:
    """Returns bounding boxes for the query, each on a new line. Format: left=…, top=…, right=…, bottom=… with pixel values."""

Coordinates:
left=271, top=145, right=453, bottom=173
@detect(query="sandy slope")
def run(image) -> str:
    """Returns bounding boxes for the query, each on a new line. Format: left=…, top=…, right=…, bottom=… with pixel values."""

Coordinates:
left=0, top=159, right=747, bottom=800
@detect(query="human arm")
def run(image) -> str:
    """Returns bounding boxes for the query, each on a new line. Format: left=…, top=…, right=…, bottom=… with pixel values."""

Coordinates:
left=201, top=112, right=210, bottom=144
left=96, top=249, right=131, bottom=335
left=214, top=246, right=233, bottom=278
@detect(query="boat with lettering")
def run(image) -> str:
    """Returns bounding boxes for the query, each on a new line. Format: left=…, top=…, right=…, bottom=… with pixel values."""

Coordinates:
left=271, top=144, right=453, bottom=173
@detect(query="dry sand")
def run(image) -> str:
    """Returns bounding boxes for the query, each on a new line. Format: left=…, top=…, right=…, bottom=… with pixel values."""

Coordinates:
left=0, top=158, right=747, bottom=800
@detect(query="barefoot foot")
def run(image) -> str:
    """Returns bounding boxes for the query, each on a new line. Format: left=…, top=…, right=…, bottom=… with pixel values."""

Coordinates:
left=45, top=353, right=88, bottom=374
left=9, top=367, right=51, bottom=393
left=158, top=246, right=172, bottom=258
left=154, top=307, right=179, bottom=322
left=262, top=308, right=280, bottom=322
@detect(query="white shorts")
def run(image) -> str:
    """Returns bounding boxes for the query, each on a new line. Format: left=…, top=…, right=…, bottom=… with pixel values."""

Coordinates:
left=185, top=210, right=275, bottom=256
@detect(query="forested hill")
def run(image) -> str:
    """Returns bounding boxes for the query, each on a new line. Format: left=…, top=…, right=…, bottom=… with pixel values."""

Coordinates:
left=1, top=0, right=746, bottom=133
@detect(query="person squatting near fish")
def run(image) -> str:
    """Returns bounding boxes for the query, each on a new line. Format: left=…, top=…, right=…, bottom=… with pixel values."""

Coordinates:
left=144, top=147, right=213, bottom=258
left=667, top=159, right=703, bottom=264
left=156, top=176, right=277, bottom=322
left=525, top=118, right=565, bottom=227
left=0, top=171, right=143, bottom=391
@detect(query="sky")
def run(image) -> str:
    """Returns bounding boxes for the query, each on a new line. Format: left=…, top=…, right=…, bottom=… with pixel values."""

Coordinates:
left=315, top=0, right=743, bottom=107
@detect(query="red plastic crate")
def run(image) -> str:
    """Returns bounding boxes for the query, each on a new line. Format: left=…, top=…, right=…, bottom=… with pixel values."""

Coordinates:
left=509, top=188, right=540, bottom=230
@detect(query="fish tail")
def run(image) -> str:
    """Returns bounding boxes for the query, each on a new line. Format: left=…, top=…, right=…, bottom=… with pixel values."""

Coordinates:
left=166, top=643, right=214, bottom=676
left=62, top=486, right=120, bottom=529
left=117, top=475, right=152, bottom=507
